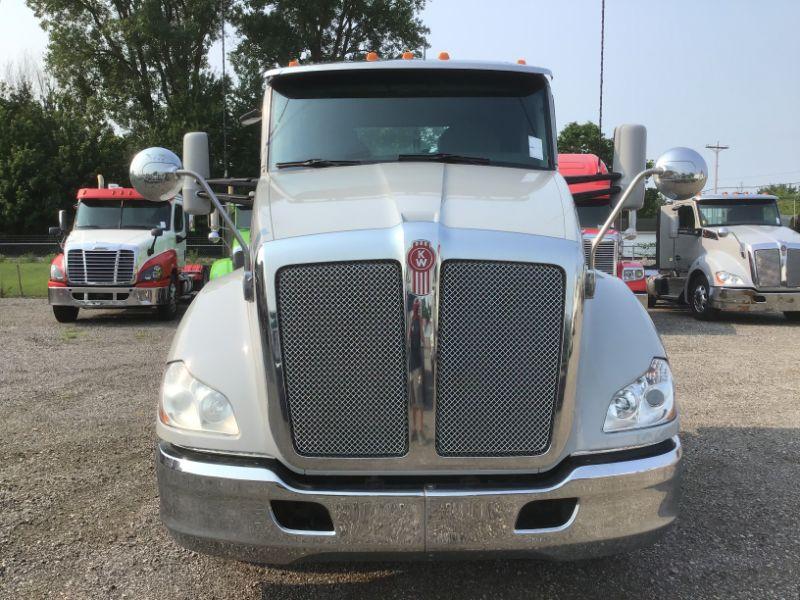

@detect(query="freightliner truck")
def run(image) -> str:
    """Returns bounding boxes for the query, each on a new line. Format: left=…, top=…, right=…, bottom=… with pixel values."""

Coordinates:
left=647, top=193, right=800, bottom=320
left=47, top=183, right=207, bottom=322
left=129, top=57, right=707, bottom=563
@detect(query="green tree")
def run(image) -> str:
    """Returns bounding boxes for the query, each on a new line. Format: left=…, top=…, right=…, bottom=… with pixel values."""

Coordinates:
left=26, top=0, right=228, bottom=165
left=0, top=79, right=128, bottom=234
left=758, top=183, right=799, bottom=216
left=557, top=121, right=614, bottom=166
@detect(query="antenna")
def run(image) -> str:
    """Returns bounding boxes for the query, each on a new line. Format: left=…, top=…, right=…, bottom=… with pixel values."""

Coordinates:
left=705, top=142, right=729, bottom=193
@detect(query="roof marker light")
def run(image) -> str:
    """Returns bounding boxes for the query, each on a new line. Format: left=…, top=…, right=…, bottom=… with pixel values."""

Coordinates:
left=517, top=58, right=527, bottom=65
left=402, top=50, right=414, bottom=60
left=438, top=51, right=450, bottom=60
left=366, top=51, right=379, bottom=62
left=287, top=59, right=299, bottom=67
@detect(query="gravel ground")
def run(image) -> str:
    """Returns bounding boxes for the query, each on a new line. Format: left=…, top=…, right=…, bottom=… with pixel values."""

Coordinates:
left=1, top=298, right=799, bottom=599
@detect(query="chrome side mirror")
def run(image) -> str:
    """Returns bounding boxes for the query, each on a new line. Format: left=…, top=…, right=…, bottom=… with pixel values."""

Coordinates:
left=208, top=230, right=221, bottom=243
left=129, top=147, right=183, bottom=201
left=653, top=147, right=708, bottom=201
left=58, top=209, right=69, bottom=231
left=717, top=227, right=730, bottom=237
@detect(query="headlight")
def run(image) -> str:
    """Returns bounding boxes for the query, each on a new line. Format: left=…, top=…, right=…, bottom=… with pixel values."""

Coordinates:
left=160, top=362, right=239, bottom=435
left=139, top=264, right=164, bottom=281
left=604, top=358, right=676, bottom=432
left=50, top=263, right=65, bottom=282
left=715, top=271, right=744, bottom=286
left=621, top=267, right=645, bottom=282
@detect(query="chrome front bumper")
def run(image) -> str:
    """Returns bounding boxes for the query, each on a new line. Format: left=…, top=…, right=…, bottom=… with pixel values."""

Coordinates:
left=48, top=285, right=169, bottom=308
left=710, top=287, right=800, bottom=312
left=157, top=437, right=681, bottom=564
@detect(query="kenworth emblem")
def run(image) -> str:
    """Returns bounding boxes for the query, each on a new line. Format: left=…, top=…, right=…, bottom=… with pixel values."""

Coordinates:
left=407, top=240, right=435, bottom=295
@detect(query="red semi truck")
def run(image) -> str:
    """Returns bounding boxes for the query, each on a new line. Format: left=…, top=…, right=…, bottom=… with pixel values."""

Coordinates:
left=47, top=185, right=207, bottom=322
left=559, top=153, right=647, bottom=298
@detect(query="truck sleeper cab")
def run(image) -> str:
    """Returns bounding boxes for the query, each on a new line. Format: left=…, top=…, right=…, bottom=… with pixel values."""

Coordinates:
left=131, top=59, right=707, bottom=564
left=647, top=194, right=800, bottom=320
left=47, top=187, right=206, bottom=322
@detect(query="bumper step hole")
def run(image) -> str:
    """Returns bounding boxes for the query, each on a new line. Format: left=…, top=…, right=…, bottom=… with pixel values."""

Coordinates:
left=270, top=500, right=334, bottom=533
left=515, top=498, right=577, bottom=531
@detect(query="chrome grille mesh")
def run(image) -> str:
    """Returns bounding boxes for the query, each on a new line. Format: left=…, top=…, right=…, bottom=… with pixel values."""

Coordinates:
left=754, top=249, right=781, bottom=288
left=67, top=249, right=135, bottom=284
left=582, top=238, right=616, bottom=275
left=435, top=261, right=565, bottom=457
left=787, top=249, right=800, bottom=288
left=276, top=261, right=408, bottom=457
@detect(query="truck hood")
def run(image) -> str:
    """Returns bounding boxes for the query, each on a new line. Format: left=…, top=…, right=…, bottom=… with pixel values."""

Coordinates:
left=721, top=225, right=800, bottom=247
left=65, top=229, right=155, bottom=249
left=266, top=163, right=575, bottom=241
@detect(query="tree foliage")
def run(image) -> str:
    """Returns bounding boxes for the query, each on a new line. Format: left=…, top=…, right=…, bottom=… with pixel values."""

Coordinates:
left=557, top=121, right=614, bottom=166
left=0, top=79, right=128, bottom=234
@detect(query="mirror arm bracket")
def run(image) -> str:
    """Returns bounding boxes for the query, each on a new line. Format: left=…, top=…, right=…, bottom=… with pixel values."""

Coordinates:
left=177, top=169, right=255, bottom=302
left=586, top=166, right=664, bottom=299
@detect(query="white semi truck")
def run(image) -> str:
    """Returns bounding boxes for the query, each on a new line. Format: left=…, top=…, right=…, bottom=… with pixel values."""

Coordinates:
left=129, top=58, right=707, bottom=563
left=47, top=184, right=207, bottom=322
left=647, top=193, right=800, bottom=320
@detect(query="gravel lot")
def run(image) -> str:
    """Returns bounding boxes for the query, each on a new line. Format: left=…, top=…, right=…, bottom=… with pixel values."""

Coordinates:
left=1, top=298, right=799, bottom=599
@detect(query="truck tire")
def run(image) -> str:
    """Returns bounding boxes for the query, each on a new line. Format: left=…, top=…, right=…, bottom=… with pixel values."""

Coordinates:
left=156, top=277, right=179, bottom=321
left=688, top=274, right=719, bottom=321
left=53, top=305, right=79, bottom=323
left=784, top=312, right=800, bottom=322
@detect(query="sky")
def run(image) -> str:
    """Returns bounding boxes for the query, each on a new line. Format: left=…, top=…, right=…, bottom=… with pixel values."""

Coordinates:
left=1, top=0, right=799, bottom=191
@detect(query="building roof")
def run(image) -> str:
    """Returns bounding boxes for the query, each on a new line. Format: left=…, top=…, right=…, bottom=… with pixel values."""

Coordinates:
left=265, top=59, right=552, bottom=80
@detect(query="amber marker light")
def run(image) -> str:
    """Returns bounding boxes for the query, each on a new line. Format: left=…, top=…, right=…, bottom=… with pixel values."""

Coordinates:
left=438, top=51, right=450, bottom=60
left=402, top=51, right=414, bottom=60
left=366, top=51, right=379, bottom=61
left=517, top=58, right=527, bottom=65
left=287, top=59, right=299, bottom=67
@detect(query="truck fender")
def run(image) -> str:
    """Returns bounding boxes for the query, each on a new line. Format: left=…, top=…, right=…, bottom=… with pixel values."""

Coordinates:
left=685, top=250, right=752, bottom=298
left=572, top=273, right=679, bottom=453
left=157, top=270, right=282, bottom=458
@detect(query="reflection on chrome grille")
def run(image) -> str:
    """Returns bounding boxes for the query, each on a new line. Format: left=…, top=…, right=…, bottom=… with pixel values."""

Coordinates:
left=754, top=249, right=781, bottom=288
left=67, top=249, right=135, bottom=284
left=787, top=249, right=800, bottom=288
left=582, top=238, right=616, bottom=275
left=277, top=261, right=408, bottom=457
left=436, top=261, right=565, bottom=457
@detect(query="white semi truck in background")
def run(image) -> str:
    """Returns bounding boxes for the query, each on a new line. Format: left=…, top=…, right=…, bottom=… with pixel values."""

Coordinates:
left=128, top=57, right=707, bottom=563
left=47, top=183, right=207, bottom=322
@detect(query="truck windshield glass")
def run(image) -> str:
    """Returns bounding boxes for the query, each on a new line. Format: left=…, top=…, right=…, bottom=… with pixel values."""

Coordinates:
left=576, top=204, right=613, bottom=228
left=269, top=69, right=553, bottom=171
left=75, top=200, right=172, bottom=230
left=697, top=199, right=781, bottom=227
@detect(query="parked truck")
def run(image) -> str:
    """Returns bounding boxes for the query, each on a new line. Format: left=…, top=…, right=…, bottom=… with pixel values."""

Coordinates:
left=558, top=153, right=647, bottom=299
left=47, top=184, right=207, bottom=322
left=647, top=193, right=800, bottom=320
left=129, top=57, right=707, bottom=563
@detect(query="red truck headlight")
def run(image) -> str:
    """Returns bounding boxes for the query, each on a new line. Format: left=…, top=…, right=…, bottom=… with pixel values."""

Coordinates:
left=621, top=266, right=645, bottom=282
left=50, top=254, right=66, bottom=282
left=137, top=250, right=176, bottom=284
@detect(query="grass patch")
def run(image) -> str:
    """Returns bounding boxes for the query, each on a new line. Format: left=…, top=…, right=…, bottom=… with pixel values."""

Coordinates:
left=59, top=328, right=83, bottom=342
left=0, top=260, right=50, bottom=298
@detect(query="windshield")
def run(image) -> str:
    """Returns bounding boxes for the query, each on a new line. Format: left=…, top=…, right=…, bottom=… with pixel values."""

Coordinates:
left=697, top=199, right=781, bottom=227
left=269, top=69, right=553, bottom=171
left=576, top=204, right=613, bottom=229
left=75, top=200, right=172, bottom=230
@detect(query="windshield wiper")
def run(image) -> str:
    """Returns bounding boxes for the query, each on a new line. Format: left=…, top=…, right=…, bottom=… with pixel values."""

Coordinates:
left=397, top=153, right=491, bottom=165
left=276, top=158, right=363, bottom=169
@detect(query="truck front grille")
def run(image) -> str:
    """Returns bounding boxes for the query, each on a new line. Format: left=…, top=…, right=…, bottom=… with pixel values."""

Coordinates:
left=67, top=249, right=135, bottom=285
left=753, top=249, right=781, bottom=288
left=583, top=238, right=616, bottom=275
left=435, top=261, right=565, bottom=457
left=276, top=261, right=408, bottom=457
left=787, top=249, right=800, bottom=288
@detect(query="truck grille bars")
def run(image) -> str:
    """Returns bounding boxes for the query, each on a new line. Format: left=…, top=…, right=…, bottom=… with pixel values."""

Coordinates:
left=67, top=249, right=135, bottom=285
left=276, top=262, right=409, bottom=457
left=436, top=261, right=565, bottom=457
left=275, top=259, right=565, bottom=459
left=753, top=248, right=800, bottom=288
left=583, top=238, right=617, bottom=275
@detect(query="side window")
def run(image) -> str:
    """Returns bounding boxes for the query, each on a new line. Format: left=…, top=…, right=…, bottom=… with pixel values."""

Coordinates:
left=174, top=204, right=184, bottom=232
left=677, top=206, right=696, bottom=232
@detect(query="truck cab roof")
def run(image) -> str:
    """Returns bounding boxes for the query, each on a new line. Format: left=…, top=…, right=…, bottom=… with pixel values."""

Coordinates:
left=77, top=187, right=145, bottom=201
left=265, top=59, right=552, bottom=80
left=684, top=193, right=778, bottom=204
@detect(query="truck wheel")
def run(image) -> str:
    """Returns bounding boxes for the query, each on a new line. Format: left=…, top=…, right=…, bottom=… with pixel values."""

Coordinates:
left=688, top=274, right=719, bottom=321
left=157, top=277, right=179, bottom=321
left=647, top=294, right=658, bottom=308
left=53, top=306, right=79, bottom=323
left=784, top=312, right=800, bottom=322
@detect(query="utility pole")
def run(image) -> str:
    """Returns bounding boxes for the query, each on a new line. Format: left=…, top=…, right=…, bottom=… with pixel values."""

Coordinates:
left=598, top=0, right=605, bottom=132
left=705, top=142, right=729, bottom=193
